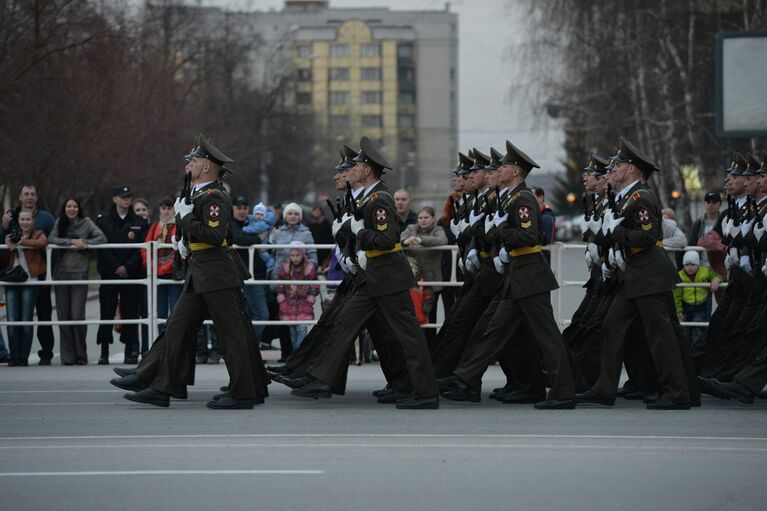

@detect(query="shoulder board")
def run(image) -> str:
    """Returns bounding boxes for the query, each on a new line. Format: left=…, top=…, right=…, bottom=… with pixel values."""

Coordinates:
left=361, top=190, right=393, bottom=207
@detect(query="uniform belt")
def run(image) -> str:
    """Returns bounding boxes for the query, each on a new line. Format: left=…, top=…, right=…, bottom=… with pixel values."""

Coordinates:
left=365, top=243, right=403, bottom=259
left=479, top=250, right=493, bottom=259
left=627, top=240, right=663, bottom=256
left=510, top=245, right=542, bottom=257
left=189, top=240, right=229, bottom=252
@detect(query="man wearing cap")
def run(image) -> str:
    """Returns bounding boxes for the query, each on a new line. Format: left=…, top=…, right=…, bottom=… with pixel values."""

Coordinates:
left=291, top=136, right=439, bottom=409
left=576, top=138, right=691, bottom=409
left=121, top=134, right=269, bottom=409
left=699, top=153, right=767, bottom=392
left=95, top=185, right=148, bottom=365
left=440, top=141, right=575, bottom=409
left=697, top=152, right=753, bottom=389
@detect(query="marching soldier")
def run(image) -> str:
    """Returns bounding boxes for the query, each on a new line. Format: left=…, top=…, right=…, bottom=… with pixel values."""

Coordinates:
left=121, top=134, right=269, bottom=409
left=576, top=138, right=691, bottom=409
left=440, top=140, right=576, bottom=409
left=291, top=137, right=439, bottom=409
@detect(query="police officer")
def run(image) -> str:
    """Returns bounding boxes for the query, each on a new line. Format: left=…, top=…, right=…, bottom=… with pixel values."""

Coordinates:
left=121, top=134, right=269, bottom=409
left=576, top=138, right=691, bottom=409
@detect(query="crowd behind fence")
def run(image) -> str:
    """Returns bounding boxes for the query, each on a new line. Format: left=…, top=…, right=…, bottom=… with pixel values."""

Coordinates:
left=0, top=242, right=722, bottom=336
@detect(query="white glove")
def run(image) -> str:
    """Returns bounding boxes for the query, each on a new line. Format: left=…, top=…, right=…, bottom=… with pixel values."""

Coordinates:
left=350, top=216, right=365, bottom=236
left=493, top=256, right=505, bottom=274
left=331, top=218, right=345, bottom=237
left=178, top=241, right=189, bottom=260
left=498, top=247, right=510, bottom=263
left=762, top=262, right=767, bottom=277
left=754, top=222, right=766, bottom=242
left=740, top=255, right=752, bottom=273
left=740, top=219, right=755, bottom=237
left=344, top=257, right=357, bottom=275
left=457, top=219, right=469, bottom=234
left=356, top=250, right=367, bottom=270
left=602, top=209, right=624, bottom=234
left=338, top=255, right=349, bottom=273
left=457, top=258, right=465, bottom=274
left=601, top=263, right=612, bottom=281
left=494, top=210, right=508, bottom=227
left=588, top=216, right=603, bottom=235
left=465, top=249, right=480, bottom=273
left=725, top=252, right=738, bottom=270
left=586, top=242, right=600, bottom=268
left=174, top=198, right=194, bottom=219
left=484, top=214, right=495, bottom=233
left=449, top=220, right=461, bottom=238
left=171, top=234, right=180, bottom=252
left=613, top=248, right=626, bottom=270
left=722, top=218, right=736, bottom=238
left=469, top=210, right=485, bottom=227
left=579, top=218, right=590, bottom=236
left=608, top=247, right=617, bottom=268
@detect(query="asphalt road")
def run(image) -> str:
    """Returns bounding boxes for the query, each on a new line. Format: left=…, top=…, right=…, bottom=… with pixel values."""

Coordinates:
left=1, top=363, right=766, bottom=511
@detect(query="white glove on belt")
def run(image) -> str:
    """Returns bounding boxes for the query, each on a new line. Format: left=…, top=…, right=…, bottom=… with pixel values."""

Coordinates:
left=356, top=250, right=367, bottom=270
left=493, top=256, right=505, bottom=274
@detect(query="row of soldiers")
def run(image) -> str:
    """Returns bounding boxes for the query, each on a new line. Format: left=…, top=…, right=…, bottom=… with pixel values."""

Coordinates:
left=695, top=152, right=767, bottom=404
left=110, top=132, right=765, bottom=410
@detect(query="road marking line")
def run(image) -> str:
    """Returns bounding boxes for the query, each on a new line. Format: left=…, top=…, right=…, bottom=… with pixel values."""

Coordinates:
left=0, top=443, right=764, bottom=453
left=0, top=470, right=323, bottom=477
left=0, top=390, right=222, bottom=394
left=1, top=434, right=766, bottom=442
left=0, top=403, right=116, bottom=407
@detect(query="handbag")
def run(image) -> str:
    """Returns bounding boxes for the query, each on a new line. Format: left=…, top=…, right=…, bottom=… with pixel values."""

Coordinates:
left=0, top=265, right=28, bottom=282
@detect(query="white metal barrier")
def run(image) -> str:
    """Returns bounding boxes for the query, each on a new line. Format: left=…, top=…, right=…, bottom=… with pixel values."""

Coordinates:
left=0, top=241, right=726, bottom=335
left=0, top=242, right=460, bottom=337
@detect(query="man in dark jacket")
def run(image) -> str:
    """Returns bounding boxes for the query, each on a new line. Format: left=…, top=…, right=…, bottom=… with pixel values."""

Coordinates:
left=96, top=185, right=148, bottom=365
left=231, top=195, right=269, bottom=345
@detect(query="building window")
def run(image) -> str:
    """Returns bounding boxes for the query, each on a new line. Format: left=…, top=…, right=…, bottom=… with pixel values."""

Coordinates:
left=362, top=115, right=383, bottom=127
left=331, top=115, right=349, bottom=128
left=296, top=45, right=312, bottom=58
left=329, top=91, right=349, bottom=104
left=296, top=92, right=312, bottom=105
left=329, top=67, right=350, bottom=80
left=398, top=115, right=415, bottom=128
left=361, top=43, right=380, bottom=57
left=361, top=91, right=382, bottom=104
left=398, top=91, right=414, bottom=104
left=399, top=68, right=415, bottom=83
left=361, top=67, right=381, bottom=81
left=297, top=68, right=312, bottom=81
left=331, top=44, right=349, bottom=57
left=397, top=44, right=413, bottom=58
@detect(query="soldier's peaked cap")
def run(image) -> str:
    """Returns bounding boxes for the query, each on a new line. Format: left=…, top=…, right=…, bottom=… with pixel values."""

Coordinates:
left=454, top=151, right=473, bottom=175
left=185, top=133, right=234, bottom=168
left=340, top=145, right=358, bottom=169
left=758, top=152, right=767, bottom=174
left=334, top=149, right=346, bottom=171
left=727, top=151, right=748, bottom=176
left=610, top=137, right=658, bottom=174
left=470, top=148, right=491, bottom=171
left=353, top=136, right=393, bottom=171
left=585, top=153, right=610, bottom=176
left=743, top=153, right=761, bottom=176
left=486, top=147, right=503, bottom=170
left=501, top=140, right=540, bottom=172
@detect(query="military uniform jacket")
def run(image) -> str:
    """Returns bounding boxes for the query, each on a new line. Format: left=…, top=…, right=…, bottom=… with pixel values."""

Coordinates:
left=610, top=181, right=677, bottom=299
left=742, top=197, right=767, bottom=267
left=179, top=181, right=250, bottom=294
left=462, top=189, right=503, bottom=298
left=353, top=182, right=416, bottom=298
left=498, top=183, right=559, bottom=299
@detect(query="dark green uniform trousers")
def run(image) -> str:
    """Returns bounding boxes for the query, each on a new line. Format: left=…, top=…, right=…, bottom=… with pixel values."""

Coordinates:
left=454, top=292, right=574, bottom=400
left=592, top=288, right=690, bottom=402
left=152, top=287, right=268, bottom=400
left=136, top=331, right=195, bottom=391
left=310, top=285, right=438, bottom=399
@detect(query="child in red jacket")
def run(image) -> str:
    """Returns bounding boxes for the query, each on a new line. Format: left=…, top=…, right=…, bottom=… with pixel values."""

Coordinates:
left=276, top=241, right=319, bottom=348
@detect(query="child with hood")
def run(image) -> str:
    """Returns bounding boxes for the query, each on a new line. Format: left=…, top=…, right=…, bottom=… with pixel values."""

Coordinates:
left=276, top=241, right=319, bottom=348
left=244, top=202, right=276, bottom=270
